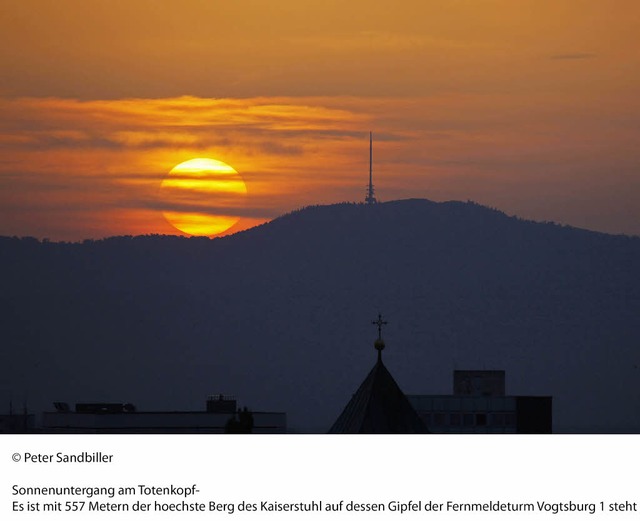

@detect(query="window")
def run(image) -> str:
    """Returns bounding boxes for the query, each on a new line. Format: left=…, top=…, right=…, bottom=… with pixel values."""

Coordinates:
left=491, top=413, right=504, bottom=426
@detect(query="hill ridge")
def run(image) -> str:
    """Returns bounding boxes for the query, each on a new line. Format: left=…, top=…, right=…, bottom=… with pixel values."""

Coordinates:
left=0, top=198, right=638, bottom=432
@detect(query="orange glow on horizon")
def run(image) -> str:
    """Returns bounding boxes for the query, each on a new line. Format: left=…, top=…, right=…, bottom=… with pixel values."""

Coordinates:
left=1, top=90, right=639, bottom=240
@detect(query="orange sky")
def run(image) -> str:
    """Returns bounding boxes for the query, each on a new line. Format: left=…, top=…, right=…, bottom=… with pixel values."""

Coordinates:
left=1, top=1, right=639, bottom=240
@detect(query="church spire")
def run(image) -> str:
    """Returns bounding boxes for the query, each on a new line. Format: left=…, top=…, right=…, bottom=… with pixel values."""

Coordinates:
left=328, top=312, right=429, bottom=433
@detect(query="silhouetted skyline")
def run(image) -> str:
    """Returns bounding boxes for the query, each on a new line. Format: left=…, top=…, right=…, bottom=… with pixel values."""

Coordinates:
left=1, top=200, right=638, bottom=433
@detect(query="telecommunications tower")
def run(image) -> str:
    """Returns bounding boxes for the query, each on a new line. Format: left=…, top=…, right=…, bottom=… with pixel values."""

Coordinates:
left=365, top=131, right=377, bottom=204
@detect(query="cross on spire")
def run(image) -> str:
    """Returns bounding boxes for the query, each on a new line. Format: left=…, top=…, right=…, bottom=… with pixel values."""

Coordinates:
left=372, top=313, right=388, bottom=361
left=372, top=313, right=388, bottom=340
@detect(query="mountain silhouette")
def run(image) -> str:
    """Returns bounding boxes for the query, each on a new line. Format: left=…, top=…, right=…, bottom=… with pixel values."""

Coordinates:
left=1, top=199, right=639, bottom=432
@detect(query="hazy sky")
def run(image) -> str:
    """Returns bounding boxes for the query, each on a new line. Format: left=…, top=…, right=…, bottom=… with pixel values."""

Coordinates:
left=1, top=0, right=639, bottom=240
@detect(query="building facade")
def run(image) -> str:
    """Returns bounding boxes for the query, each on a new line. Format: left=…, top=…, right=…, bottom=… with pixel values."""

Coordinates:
left=408, top=370, right=552, bottom=434
left=41, top=395, right=286, bottom=434
left=0, top=413, right=36, bottom=433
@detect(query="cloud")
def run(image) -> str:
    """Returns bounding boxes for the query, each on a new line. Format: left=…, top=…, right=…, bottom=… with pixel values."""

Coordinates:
left=0, top=96, right=369, bottom=153
left=133, top=199, right=275, bottom=220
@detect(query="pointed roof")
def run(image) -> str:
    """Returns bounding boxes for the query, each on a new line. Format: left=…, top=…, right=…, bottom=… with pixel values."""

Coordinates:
left=328, top=353, right=429, bottom=434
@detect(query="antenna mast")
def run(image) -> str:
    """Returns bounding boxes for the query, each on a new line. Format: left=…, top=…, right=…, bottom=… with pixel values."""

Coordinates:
left=365, top=131, right=377, bottom=204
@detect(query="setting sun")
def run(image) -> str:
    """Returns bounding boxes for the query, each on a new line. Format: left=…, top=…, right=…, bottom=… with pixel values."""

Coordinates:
left=160, top=158, right=247, bottom=236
